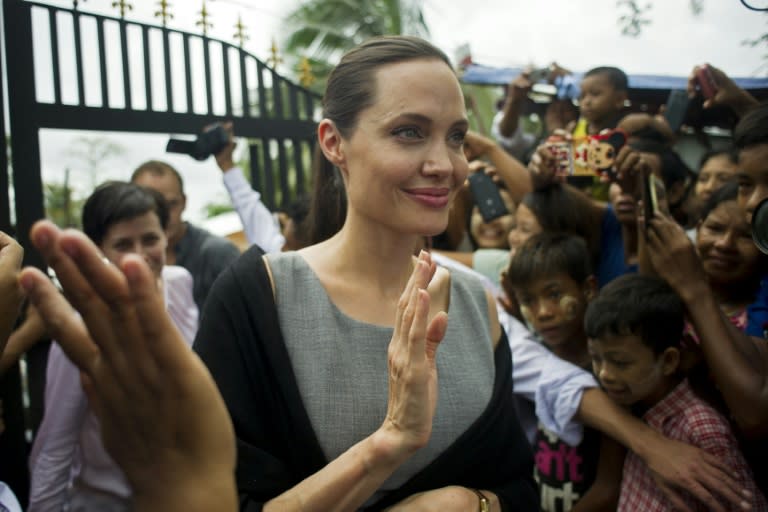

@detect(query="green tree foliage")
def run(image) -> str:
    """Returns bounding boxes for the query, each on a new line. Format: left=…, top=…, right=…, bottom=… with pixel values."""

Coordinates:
left=44, top=169, right=84, bottom=229
left=281, top=0, right=430, bottom=91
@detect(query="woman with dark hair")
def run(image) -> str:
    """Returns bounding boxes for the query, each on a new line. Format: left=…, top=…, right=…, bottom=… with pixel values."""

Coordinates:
left=28, top=181, right=198, bottom=511
left=193, top=35, right=538, bottom=511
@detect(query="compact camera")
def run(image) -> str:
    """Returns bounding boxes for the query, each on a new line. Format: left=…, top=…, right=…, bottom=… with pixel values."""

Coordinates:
left=166, top=124, right=230, bottom=161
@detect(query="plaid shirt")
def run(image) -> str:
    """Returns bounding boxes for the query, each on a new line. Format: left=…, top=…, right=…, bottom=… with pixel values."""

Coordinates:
left=618, top=379, right=767, bottom=512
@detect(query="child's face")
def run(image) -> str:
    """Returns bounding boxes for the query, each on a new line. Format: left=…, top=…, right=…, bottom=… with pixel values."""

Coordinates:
left=513, top=272, right=593, bottom=348
left=578, top=74, right=625, bottom=126
left=695, top=154, right=738, bottom=203
left=470, top=189, right=516, bottom=249
left=507, top=203, right=542, bottom=258
left=588, top=333, right=677, bottom=407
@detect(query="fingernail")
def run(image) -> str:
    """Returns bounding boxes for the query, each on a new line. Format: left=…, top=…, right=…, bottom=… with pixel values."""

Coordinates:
left=124, top=262, right=140, bottom=282
left=61, top=240, right=78, bottom=258
left=19, top=274, right=35, bottom=293
left=34, top=232, right=49, bottom=249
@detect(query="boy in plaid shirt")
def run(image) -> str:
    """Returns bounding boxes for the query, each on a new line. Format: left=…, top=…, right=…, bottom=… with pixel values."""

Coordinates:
left=584, top=274, right=766, bottom=512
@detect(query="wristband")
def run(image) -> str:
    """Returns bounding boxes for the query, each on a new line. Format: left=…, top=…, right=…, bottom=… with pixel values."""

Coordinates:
left=471, top=488, right=490, bottom=512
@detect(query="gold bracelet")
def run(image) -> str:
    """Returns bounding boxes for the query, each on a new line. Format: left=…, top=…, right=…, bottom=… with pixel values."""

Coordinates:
left=471, top=488, right=490, bottom=512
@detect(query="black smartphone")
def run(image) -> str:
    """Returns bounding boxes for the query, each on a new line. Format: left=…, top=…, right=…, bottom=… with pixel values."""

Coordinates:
left=663, top=89, right=691, bottom=133
left=468, top=171, right=508, bottom=223
left=643, top=174, right=659, bottom=232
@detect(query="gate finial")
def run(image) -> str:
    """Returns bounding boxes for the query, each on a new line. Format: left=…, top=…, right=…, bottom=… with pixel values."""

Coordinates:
left=196, top=0, right=213, bottom=36
left=267, top=38, right=282, bottom=69
left=111, top=0, right=133, bottom=19
left=155, top=0, right=174, bottom=27
left=234, top=15, right=248, bottom=47
left=298, top=57, right=315, bottom=88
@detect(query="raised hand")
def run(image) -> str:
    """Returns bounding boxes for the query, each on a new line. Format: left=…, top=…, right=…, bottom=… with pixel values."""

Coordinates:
left=20, top=221, right=236, bottom=512
left=381, top=250, right=448, bottom=457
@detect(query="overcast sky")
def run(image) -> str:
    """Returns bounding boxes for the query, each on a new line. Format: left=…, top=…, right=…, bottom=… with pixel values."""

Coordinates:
left=11, top=0, right=768, bottom=224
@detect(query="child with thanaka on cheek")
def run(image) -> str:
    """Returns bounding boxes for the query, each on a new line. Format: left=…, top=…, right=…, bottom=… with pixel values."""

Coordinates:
left=584, top=274, right=767, bottom=512
left=504, top=232, right=623, bottom=512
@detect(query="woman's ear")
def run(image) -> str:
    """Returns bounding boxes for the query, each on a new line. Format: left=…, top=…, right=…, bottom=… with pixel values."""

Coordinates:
left=318, top=119, right=346, bottom=168
left=660, top=346, right=681, bottom=376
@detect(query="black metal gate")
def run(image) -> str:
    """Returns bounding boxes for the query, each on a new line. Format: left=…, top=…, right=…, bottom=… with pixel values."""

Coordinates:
left=0, top=0, right=320, bottom=502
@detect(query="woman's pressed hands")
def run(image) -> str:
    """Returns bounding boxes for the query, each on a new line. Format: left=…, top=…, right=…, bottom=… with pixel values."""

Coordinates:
left=382, top=250, right=448, bottom=458
left=18, top=220, right=236, bottom=511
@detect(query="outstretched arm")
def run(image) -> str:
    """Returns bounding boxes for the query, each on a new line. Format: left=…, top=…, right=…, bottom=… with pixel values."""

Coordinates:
left=214, top=121, right=285, bottom=253
left=578, top=388, right=752, bottom=512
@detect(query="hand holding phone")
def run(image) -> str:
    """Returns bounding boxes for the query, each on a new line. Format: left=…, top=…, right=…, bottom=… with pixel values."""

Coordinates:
left=468, top=171, right=509, bottom=223
left=694, top=65, right=718, bottom=100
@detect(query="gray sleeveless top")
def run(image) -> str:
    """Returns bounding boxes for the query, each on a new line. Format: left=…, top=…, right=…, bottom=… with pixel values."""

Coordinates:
left=268, top=252, right=495, bottom=494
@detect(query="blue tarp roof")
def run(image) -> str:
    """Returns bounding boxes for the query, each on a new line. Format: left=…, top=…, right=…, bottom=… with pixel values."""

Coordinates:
left=460, top=63, right=768, bottom=98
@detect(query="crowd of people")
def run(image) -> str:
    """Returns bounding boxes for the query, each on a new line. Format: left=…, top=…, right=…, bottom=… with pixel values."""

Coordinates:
left=0, top=35, right=766, bottom=511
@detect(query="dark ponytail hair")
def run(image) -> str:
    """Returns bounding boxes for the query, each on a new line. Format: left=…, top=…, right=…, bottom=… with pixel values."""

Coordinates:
left=306, top=36, right=453, bottom=244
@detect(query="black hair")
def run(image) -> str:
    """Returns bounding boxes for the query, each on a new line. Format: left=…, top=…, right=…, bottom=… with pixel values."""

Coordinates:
left=505, top=232, right=593, bottom=289
left=82, top=181, right=169, bottom=246
left=629, top=140, right=693, bottom=189
left=131, top=160, right=185, bottom=196
left=307, top=36, right=452, bottom=245
left=584, top=66, right=629, bottom=93
left=734, top=102, right=768, bottom=150
left=698, top=181, right=739, bottom=224
left=584, top=274, right=684, bottom=354
left=521, top=184, right=603, bottom=265
left=698, top=147, right=738, bottom=170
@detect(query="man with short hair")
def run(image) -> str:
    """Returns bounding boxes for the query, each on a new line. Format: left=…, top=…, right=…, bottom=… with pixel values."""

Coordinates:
left=132, top=160, right=242, bottom=311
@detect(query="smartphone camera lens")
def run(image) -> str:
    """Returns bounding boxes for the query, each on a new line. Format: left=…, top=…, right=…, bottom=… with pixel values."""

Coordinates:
left=751, top=197, right=768, bottom=255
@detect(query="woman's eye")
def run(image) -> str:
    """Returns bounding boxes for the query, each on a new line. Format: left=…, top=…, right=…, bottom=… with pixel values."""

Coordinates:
left=393, top=127, right=421, bottom=139
left=448, top=130, right=466, bottom=146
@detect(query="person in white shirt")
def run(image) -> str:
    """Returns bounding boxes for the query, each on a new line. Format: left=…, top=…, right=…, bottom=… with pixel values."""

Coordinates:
left=28, top=181, right=198, bottom=512
left=213, top=122, right=287, bottom=253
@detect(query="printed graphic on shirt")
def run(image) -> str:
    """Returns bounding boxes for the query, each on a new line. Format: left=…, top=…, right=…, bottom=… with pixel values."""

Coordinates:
left=534, top=423, right=600, bottom=512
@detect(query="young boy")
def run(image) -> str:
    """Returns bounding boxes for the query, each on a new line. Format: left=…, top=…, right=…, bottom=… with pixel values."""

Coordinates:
left=505, top=232, right=621, bottom=512
left=574, top=66, right=628, bottom=137
left=584, top=274, right=767, bottom=511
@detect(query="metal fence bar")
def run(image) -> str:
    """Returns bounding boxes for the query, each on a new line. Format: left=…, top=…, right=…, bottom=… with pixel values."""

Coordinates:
left=142, top=25, right=153, bottom=110
left=119, top=20, right=132, bottom=109
left=203, top=37, right=213, bottom=114
left=277, top=139, right=289, bottom=207
left=261, top=138, right=275, bottom=210
left=183, top=34, right=193, bottom=113
left=256, top=59, right=267, bottom=118
left=163, top=29, right=173, bottom=112
left=271, top=71, right=283, bottom=118
left=49, top=9, right=61, bottom=104
left=73, top=10, right=85, bottom=106
left=222, top=44, right=232, bottom=115
left=239, top=49, right=249, bottom=117
left=96, top=15, right=108, bottom=107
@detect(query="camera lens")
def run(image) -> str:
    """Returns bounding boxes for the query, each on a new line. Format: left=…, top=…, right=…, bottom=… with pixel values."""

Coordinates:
left=751, top=197, right=768, bottom=255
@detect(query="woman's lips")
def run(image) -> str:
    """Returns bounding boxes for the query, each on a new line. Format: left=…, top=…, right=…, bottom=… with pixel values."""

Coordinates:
left=404, top=188, right=450, bottom=208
